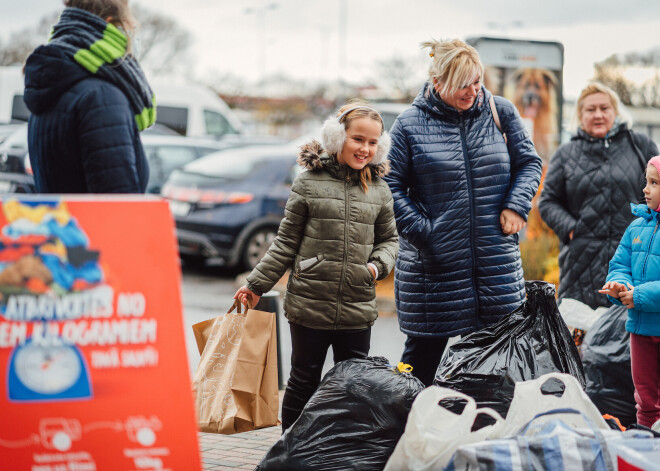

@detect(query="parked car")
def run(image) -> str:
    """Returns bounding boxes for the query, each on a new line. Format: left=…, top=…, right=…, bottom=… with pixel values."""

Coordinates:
left=373, top=102, right=409, bottom=131
left=150, top=80, right=244, bottom=139
left=0, top=122, right=32, bottom=193
left=0, top=122, right=25, bottom=145
left=141, top=134, right=229, bottom=193
left=0, top=123, right=29, bottom=175
left=161, top=143, right=300, bottom=270
left=0, top=125, right=276, bottom=194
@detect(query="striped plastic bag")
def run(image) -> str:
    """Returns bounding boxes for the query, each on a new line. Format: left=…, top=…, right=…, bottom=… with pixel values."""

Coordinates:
left=445, top=409, right=615, bottom=471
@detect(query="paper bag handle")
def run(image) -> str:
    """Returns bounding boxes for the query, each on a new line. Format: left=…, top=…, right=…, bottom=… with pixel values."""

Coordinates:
left=227, top=299, right=254, bottom=314
left=228, top=300, right=242, bottom=314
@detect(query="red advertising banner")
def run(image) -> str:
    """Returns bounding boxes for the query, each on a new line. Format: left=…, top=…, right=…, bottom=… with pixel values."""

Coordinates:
left=0, top=197, right=201, bottom=471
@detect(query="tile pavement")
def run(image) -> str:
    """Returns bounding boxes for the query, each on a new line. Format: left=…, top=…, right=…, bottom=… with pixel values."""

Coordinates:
left=197, top=392, right=284, bottom=470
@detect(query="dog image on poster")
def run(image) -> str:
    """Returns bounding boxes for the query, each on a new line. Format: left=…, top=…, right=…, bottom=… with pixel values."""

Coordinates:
left=485, top=66, right=560, bottom=161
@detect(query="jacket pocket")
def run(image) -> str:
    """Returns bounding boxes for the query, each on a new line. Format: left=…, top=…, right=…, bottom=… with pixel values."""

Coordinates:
left=296, top=253, right=324, bottom=275
left=362, top=264, right=376, bottom=288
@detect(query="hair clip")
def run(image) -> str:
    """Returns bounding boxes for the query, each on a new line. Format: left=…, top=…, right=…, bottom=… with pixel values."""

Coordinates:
left=429, top=52, right=434, bottom=57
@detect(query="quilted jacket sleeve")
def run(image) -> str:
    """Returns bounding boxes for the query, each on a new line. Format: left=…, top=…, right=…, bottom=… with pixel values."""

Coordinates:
left=605, top=226, right=634, bottom=305
left=246, top=176, right=308, bottom=296
left=384, top=118, right=432, bottom=251
left=76, top=83, right=144, bottom=193
left=634, top=281, right=660, bottom=312
left=495, top=97, right=542, bottom=221
left=538, top=144, right=577, bottom=243
left=368, top=184, right=398, bottom=280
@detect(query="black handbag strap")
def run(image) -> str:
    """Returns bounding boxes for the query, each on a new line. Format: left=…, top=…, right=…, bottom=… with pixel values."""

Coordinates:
left=627, top=130, right=649, bottom=175
left=627, top=131, right=651, bottom=204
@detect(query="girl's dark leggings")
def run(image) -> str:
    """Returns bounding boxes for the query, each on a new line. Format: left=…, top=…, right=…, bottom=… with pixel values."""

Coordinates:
left=281, top=322, right=371, bottom=431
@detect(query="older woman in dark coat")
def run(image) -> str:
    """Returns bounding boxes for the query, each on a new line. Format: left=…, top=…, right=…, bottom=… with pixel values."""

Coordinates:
left=539, top=82, right=658, bottom=309
left=385, top=38, right=542, bottom=386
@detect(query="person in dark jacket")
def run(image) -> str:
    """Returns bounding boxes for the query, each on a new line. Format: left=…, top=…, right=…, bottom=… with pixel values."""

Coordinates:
left=385, top=38, right=543, bottom=387
left=234, top=103, right=398, bottom=431
left=539, top=82, right=658, bottom=309
left=23, top=0, right=154, bottom=193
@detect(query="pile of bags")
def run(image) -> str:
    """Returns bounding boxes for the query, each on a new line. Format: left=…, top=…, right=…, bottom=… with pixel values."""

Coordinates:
left=434, top=281, right=585, bottom=419
left=256, top=356, right=424, bottom=471
left=194, top=282, right=650, bottom=470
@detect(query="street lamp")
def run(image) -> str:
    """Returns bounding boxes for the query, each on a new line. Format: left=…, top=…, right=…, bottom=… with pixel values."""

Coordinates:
left=244, top=3, right=279, bottom=81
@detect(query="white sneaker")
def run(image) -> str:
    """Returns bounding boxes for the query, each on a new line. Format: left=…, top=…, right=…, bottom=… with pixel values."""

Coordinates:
left=652, top=418, right=660, bottom=433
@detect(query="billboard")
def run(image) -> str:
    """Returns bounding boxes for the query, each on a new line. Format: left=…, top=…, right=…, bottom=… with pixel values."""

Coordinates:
left=468, top=37, right=564, bottom=161
left=0, top=197, right=201, bottom=471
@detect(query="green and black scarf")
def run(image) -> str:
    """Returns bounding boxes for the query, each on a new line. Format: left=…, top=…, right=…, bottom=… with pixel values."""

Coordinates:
left=49, top=7, right=156, bottom=130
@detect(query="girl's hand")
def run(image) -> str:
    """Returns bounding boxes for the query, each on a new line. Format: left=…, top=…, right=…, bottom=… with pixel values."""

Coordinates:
left=500, top=209, right=526, bottom=235
left=234, top=285, right=261, bottom=309
left=620, top=283, right=635, bottom=309
left=598, top=281, right=627, bottom=298
left=368, top=265, right=376, bottom=280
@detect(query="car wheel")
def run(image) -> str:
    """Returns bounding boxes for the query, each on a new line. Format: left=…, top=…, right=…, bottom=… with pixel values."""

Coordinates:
left=242, top=227, right=277, bottom=271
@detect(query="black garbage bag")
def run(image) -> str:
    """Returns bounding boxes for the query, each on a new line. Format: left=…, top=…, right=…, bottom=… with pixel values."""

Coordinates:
left=582, top=304, right=636, bottom=425
left=434, top=281, right=585, bottom=419
left=255, top=356, right=424, bottom=471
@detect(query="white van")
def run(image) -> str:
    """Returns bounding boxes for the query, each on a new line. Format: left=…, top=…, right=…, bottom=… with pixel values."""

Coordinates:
left=0, top=66, right=29, bottom=123
left=150, top=79, right=243, bottom=139
left=0, top=70, right=241, bottom=139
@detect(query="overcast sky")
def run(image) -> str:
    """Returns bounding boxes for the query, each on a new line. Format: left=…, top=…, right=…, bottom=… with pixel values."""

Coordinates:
left=3, top=0, right=660, bottom=99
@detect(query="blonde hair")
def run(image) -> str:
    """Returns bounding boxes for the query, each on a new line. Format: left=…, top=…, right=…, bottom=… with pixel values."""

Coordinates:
left=572, top=82, right=632, bottom=132
left=421, top=38, right=483, bottom=96
left=337, top=100, right=384, bottom=134
left=336, top=100, right=383, bottom=193
left=64, top=0, right=137, bottom=52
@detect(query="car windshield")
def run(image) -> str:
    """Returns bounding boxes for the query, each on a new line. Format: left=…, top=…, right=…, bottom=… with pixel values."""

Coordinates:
left=183, top=147, right=291, bottom=179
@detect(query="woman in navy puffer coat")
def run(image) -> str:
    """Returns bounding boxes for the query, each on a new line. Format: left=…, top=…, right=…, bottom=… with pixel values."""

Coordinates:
left=385, top=39, right=543, bottom=386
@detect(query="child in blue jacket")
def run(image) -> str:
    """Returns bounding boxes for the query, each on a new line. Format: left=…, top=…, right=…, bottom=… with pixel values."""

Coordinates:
left=600, top=155, right=660, bottom=428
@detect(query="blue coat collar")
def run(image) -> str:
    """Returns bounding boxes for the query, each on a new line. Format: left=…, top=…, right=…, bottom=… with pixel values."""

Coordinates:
left=631, top=202, right=660, bottom=221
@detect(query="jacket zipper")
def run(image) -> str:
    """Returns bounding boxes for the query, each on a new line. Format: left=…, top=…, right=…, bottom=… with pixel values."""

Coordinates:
left=642, top=220, right=659, bottom=280
left=635, top=219, right=659, bottom=334
left=335, top=174, right=352, bottom=328
left=459, top=116, right=481, bottom=329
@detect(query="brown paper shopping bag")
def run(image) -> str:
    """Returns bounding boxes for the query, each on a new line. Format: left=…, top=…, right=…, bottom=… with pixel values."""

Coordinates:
left=192, top=301, right=279, bottom=434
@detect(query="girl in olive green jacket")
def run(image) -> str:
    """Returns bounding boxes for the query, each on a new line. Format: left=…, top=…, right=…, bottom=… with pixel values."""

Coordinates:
left=235, top=103, right=398, bottom=431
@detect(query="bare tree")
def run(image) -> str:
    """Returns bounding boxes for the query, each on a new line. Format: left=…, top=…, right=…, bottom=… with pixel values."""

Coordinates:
left=0, top=6, right=191, bottom=75
left=132, top=4, right=191, bottom=76
left=373, top=54, right=427, bottom=102
left=0, top=12, right=58, bottom=66
left=594, top=49, right=660, bottom=107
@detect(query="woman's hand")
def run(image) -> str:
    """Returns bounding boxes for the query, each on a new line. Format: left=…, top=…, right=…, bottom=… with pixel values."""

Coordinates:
left=368, top=265, right=376, bottom=280
left=500, top=209, right=526, bottom=235
left=598, top=281, right=627, bottom=299
left=234, top=285, right=260, bottom=309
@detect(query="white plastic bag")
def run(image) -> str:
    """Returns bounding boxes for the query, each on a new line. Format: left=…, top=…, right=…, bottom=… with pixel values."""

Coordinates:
left=384, top=386, right=504, bottom=471
left=558, top=298, right=609, bottom=331
left=500, top=372, right=608, bottom=436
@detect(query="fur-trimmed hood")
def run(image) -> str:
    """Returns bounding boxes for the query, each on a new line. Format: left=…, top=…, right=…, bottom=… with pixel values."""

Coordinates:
left=297, top=140, right=391, bottom=178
